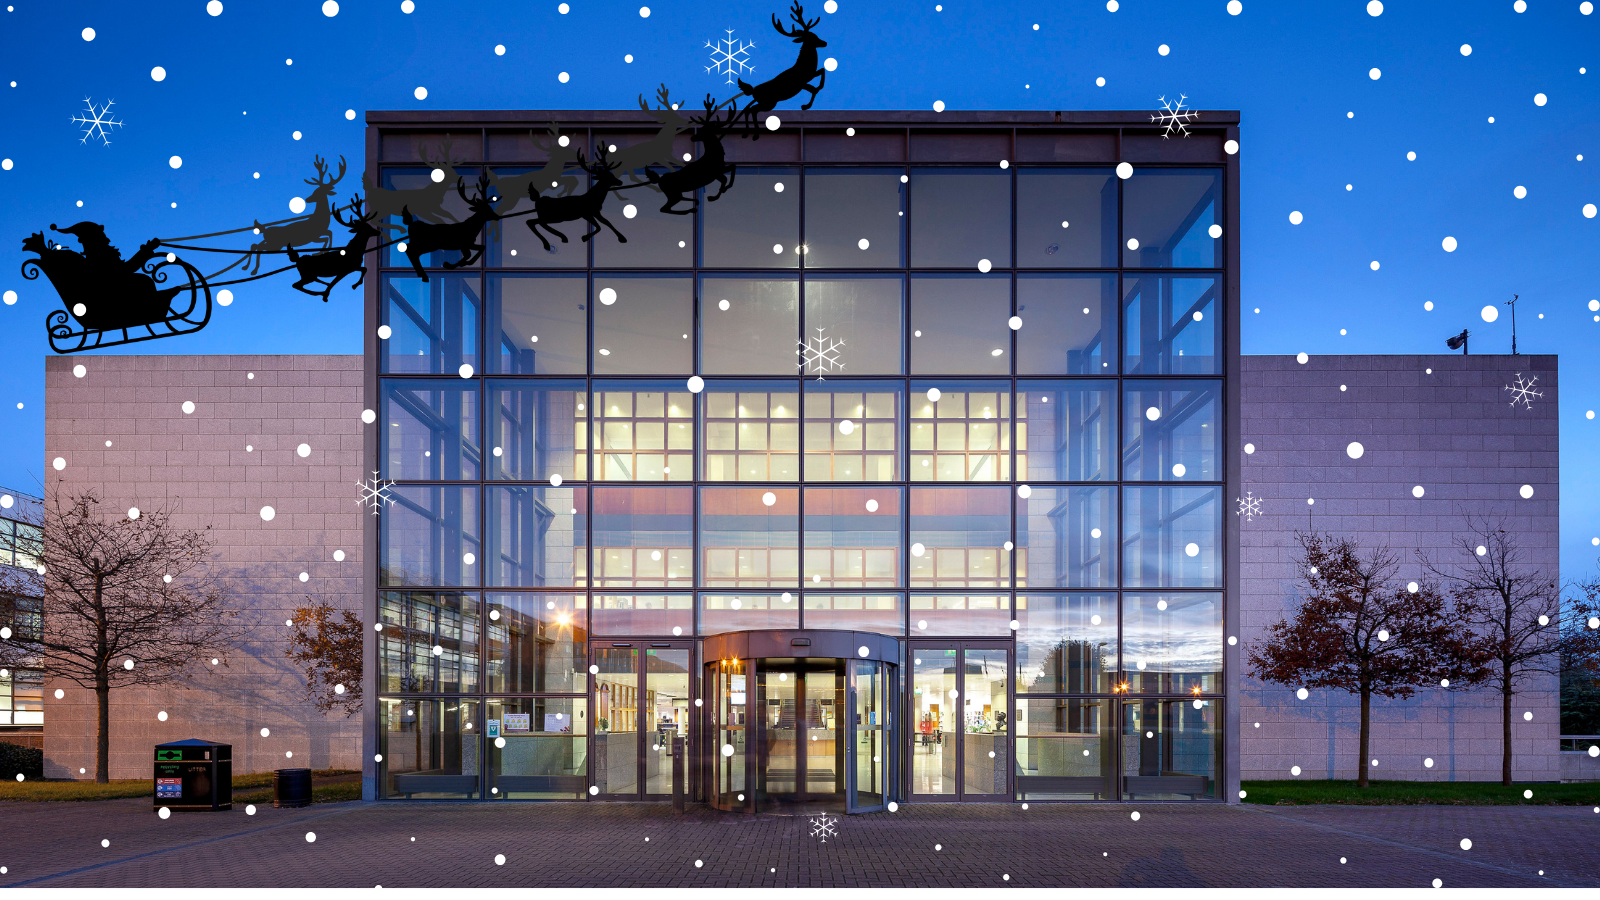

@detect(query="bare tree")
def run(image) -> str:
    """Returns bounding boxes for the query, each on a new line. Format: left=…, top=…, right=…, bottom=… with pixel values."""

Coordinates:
left=0, top=488, right=234, bottom=783
left=1421, top=516, right=1563, bottom=786
left=1249, top=533, right=1482, bottom=787
left=286, top=597, right=363, bottom=717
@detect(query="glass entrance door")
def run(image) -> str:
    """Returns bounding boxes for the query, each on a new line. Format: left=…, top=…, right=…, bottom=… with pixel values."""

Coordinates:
left=755, top=659, right=845, bottom=813
left=908, top=642, right=1010, bottom=801
left=590, top=641, right=694, bottom=800
left=847, top=659, right=889, bottom=812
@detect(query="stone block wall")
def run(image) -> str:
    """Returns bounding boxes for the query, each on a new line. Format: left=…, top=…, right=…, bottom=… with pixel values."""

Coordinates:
left=1239, top=354, right=1560, bottom=782
left=42, top=354, right=365, bottom=779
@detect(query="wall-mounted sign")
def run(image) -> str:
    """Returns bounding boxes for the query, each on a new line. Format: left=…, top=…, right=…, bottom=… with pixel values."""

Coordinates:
left=504, top=713, right=531, bottom=733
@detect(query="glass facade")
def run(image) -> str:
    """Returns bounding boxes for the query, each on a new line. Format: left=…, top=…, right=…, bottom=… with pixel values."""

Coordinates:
left=371, top=119, right=1232, bottom=805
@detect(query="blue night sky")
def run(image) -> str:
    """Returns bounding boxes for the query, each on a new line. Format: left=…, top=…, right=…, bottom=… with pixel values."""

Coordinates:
left=0, top=0, right=1595, bottom=579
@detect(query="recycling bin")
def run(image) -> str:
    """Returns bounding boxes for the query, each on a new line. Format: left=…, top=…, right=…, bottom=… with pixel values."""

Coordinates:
left=153, top=738, right=232, bottom=811
left=273, top=768, right=313, bottom=808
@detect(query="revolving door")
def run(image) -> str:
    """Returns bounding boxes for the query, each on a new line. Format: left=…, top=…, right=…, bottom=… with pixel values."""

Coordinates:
left=704, top=631, right=897, bottom=814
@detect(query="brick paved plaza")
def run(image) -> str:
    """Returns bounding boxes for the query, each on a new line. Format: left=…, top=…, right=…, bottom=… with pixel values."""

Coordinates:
left=0, top=799, right=1595, bottom=888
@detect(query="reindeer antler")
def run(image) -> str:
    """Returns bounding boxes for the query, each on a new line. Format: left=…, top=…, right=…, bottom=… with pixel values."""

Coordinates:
left=305, top=155, right=347, bottom=188
left=774, top=1, right=817, bottom=35
left=656, top=83, right=675, bottom=110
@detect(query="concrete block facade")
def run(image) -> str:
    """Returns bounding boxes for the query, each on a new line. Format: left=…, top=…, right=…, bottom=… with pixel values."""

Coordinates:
left=42, top=354, right=365, bottom=779
left=1238, top=354, right=1560, bottom=782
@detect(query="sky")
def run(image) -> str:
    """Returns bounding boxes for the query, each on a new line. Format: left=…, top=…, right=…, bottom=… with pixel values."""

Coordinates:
left=0, top=0, right=1596, bottom=580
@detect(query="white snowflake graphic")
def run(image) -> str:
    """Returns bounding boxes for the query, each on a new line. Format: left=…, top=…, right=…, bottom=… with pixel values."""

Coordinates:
left=706, top=28, right=755, bottom=86
left=1236, top=491, right=1262, bottom=522
left=1151, top=94, right=1198, bottom=139
left=357, top=471, right=396, bottom=516
left=797, top=327, right=845, bottom=378
left=1504, top=373, right=1542, bottom=410
left=72, top=98, right=124, bottom=146
left=809, top=814, right=838, bottom=842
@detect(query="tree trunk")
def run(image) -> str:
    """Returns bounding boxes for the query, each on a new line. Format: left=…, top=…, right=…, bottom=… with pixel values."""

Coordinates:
left=95, top=681, right=110, bottom=784
left=1357, top=687, right=1371, bottom=788
left=1501, top=678, right=1513, bottom=787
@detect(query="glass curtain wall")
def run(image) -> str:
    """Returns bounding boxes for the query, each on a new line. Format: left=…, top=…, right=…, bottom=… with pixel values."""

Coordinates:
left=375, top=128, right=1226, bottom=802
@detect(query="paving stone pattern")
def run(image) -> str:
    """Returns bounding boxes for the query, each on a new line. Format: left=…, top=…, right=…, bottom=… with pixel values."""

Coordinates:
left=0, top=800, right=1592, bottom=888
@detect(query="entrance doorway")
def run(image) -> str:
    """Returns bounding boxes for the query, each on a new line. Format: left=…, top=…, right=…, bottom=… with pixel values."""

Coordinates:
left=703, top=630, right=897, bottom=814
left=908, top=642, right=1011, bottom=800
left=590, top=641, right=694, bottom=800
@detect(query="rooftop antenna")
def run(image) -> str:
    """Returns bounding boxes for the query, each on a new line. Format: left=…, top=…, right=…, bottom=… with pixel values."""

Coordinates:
left=1445, top=329, right=1469, bottom=355
left=1505, top=294, right=1519, bottom=355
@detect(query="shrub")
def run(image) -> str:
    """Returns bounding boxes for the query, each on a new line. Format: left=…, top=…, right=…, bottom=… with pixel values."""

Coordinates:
left=0, top=741, right=44, bottom=780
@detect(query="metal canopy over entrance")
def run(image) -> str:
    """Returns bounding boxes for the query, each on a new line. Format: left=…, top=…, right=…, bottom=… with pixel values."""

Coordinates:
left=703, top=630, right=898, bottom=814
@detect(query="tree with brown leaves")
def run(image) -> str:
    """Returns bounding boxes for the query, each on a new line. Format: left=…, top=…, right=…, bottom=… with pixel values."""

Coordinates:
left=1248, top=533, right=1483, bottom=787
left=0, top=488, right=234, bottom=783
left=286, top=598, right=363, bottom=717
left=1420, top=516, right=1565, bottom=786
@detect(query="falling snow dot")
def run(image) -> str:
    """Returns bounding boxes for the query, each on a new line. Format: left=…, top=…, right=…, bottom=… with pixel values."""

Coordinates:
left=1289, top=210, right=1303, bottom=225
left=82, top=27, right=95, bottom=40
left=1184, top=542, right=1200, bottom=557
left=1096, top=76, right=1107, bottom=86
left=1367, top=0, right=1383, bottom=14
left=182, top=400, right=196, bottom=414
left=53, top=457, right=65, bottom=470
left=260, top=506, right=275, bottom=521
left=1442, top=236, right=1457, bottom=252
left=762, top=491, right=776, bottom=506
left=152, top=67, right=167, bottom=81
left=1585, top=203, right=1598, bottom=218
left=1369, top=68, right=1381, bottom=80
left=290, top=196, right=307, bottom=214
left=766, top=115, right=781, bottom=131
left=1158, top=44, right=1170, bottom=55
left=1228, top=0, right=1242, bottom=13
left=933, top=100, right=945, bottom=112
left=415, top=86, right=428, bottom=99
left=322, top=0, right=339, bottom=15
left=978, top=258, right=992, bottom=272
left=558, top=72, right=570, bottom=83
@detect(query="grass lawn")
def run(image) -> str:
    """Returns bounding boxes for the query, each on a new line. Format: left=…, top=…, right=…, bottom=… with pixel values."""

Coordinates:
left=0, top=769, right=359, bottom=803
left=1241, top=779, right=1600, bottom=806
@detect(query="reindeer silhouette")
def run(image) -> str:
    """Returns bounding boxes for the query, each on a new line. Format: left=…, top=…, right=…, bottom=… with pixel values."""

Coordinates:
left=363, top=137, right=467, bottom=229
left=524, top=145, right=628, bottom=251
left=644, top=96, right=737, bottom=215
left=733, top=2, right=827, bottom=139
left=610, top=84, right=691, bottom=185
left=246, top=155, right=345, bottom=274
left=400, top=174, right=499, bottom=282
left=486, top=123, right=583, bottom=243
left=287, top=196, right=381, bottom=301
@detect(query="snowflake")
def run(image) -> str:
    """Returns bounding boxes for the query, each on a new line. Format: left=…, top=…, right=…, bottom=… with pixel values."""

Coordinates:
left=357, top=471, right=396, bottom=516
left=706, top=28, right=755, bottom=86
left=809, top=815, right=838, bottom=842
left=1504, top=373, right=1542, bottom=410
left=1236, top=491, right=1262, bottom=522
left=797, top=327, right=845, bottom=378
left=1151, top=94, right=1198, bottom=139
left=72, top=98, right=124, bottom=146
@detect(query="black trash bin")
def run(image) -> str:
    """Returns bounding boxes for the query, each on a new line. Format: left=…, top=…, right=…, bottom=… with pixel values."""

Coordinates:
left=274, top=768, right=313, bottom=808
left=153, top=739, right=232, bottom=811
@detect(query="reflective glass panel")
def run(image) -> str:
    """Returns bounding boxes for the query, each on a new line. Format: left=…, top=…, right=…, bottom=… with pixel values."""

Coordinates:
left=592, top=277, right=693, bottom=374
left=489, top=167, right=589, bottom=268
left=699, top=487, right=800, bottom=589
left=1120, top=700, right=1219, bottom=799
left=910, top=276, right=1011, bottom=375
left=592, top=647, right=638, bottom=796
left=908, top=487, right=1012, bottom=589
left=591, top=594, right=694, bottom=635
left=1122, top=593, right=1223, bottom=694
left=486, top=697, right=587, bottom=799
left=1016, top=168, right=1117, bottom=268
left=381, top=380, right=480, bottom=481
left=486, top=275, right=586, bottom=375
left=803, top=487, right=903, bottom=590
left=704, top=384, right=801, bottom=482
left=963, top=648, right=1009, bottom=796
left=1121, top=486, right=1222, bottom=588
left=1015, top=698, right=1113, bottom=800
left=485, top=485, right=586, bottom=588
left=1016, top=275, right=1118, bottom=375
left=1122, top=169, right=1221, bottom=268
left=1123, top=275, right=1221, bottom=375
left=593, top=383, right=694, bottom=481
left=804, top=594, right=904, bottom=635
left=487, top=380, right=582, bottom=481
left=380, top=165, right=480, bottom=269
left=486, top=593, right=584, bottom=693
left=804, top=168, right=905, bottom=267
left=381, top=274, right=480, bottom=375
left=803, top=277, right=904, bottom=375
left=803, top=381, right=900, bottom=481
left=910, top=647, right=957, bottom=795
left=1019, top=487, right=1116, bottom=589
left=381, top=485, right=481, bottom=587
left=645, top=648, right=693, bottom=794
left=1122, top=381, right=1221, bottom=482
left=1014, top=593, right=1117, bottom=693
left=378, top=591, right=481, bottom=692
left=596, top=169, right=695, bottom=267
left=379, top=698, right=480, bottom=799
left=909, top=381, right=1010, bottom=482
left=699, top=592, right=800, bottom=632
left=591, top=487, right=693, bottom=590
left=1019, top=381, right=1116, bottom=482
left=909, top=168, right=1010, bottom=268
left=702, top=166, right=800, bottom=268
left=908, top=595, right=1011, bottom=636
left=700, top=277, right=799, bottom=375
